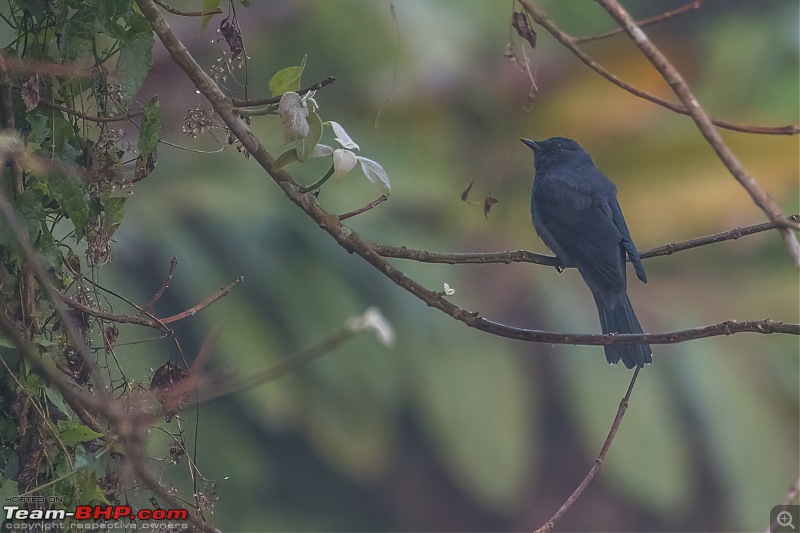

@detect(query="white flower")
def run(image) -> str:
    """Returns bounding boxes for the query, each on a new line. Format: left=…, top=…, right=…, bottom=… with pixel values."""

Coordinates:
left=443, top=283, right=455, bottom=296
left=332, top=148, right=358, bottom=181
left=346, top=307, right=395, bottom=347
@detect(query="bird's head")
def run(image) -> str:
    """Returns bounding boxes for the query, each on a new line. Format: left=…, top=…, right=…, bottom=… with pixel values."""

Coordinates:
left=521, top=137, right=585, bottom=159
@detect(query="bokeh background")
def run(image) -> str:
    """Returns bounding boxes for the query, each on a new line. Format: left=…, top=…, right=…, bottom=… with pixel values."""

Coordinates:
left=106, top=1, right=798, bottom=531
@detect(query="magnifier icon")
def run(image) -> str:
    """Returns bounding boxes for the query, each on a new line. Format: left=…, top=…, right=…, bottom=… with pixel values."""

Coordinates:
left=778, top=510, right=796, bottom=530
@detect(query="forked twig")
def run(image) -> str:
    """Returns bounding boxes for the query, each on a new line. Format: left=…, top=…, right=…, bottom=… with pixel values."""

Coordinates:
left=594, top=0, right=800, bottom=265
left=534, top=367, right=642, bottom=533
left=515, top=0, right=799, bottom=136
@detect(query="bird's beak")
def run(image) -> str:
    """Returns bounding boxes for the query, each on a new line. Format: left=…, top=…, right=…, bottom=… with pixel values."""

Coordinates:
left=520, top=138, right=538, bottom=152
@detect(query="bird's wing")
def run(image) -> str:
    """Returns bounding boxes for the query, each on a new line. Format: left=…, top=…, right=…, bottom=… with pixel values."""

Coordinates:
left=535, top=181, right=627, bottom=294
left=609, top=199, right=647, bottom=284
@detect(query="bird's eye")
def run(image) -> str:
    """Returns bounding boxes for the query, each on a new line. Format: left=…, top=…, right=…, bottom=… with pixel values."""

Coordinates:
left=555, top=142, right=562, bottom=149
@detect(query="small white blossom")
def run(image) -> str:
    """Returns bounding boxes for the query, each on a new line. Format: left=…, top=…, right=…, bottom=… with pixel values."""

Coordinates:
left=332, top=148, right=358, bottom=181
left=347, top=307, right=395, bottom=347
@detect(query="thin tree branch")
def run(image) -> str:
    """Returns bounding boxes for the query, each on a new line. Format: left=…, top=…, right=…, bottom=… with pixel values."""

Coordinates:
left=161, top=276, right=243, bottom=324
left=369, top=215, right=800, bottom=266
left=574, top=0, right=704, bottom=44
left=515, top=0, right=800, bottom=136
left=535, top=367, right=641, bottom=533
left=230, top=76, right=337, bottom=108
left=59, top=272, right=242, bottom=330
left=145, top=257, right=178, bottom=312
left=135, top=0, right=799, bottom=351
left=40, top=98, right=143, bottom=122
left=594, top=0, right=800, bottom=265
left=338, top=194, right=388, bottom=221
left=59, top=293, right=166, bottom=330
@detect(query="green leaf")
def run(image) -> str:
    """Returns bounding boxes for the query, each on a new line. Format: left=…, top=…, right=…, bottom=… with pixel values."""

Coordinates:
left=14, top=191, right=45, bottom=243
left=269, top=54, right=307, bottom=97
left=49, top=174, right=90, bottom=237
left=118, top=18, right=153, bottom=104
left=96, top=0, right=130, bottom=39
left=200, top=0, right=222, bottom=33
left=57, top=420, right=103, bottom=446
left=61, top=8, right=95, bottom=61
left=37, top=230, right=63, bottom=276
left=103, top=196, right=126, bottom=237
left=296, top=110, right=322, bottom=162
left=274, top=148, right=299, bottom=170
left=45, top=387, right=72, bottom=418
left=137, top=96, right=161, bottom=159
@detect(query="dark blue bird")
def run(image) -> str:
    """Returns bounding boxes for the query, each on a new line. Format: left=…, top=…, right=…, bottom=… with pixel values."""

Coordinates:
left=522, top=137, right=652, bottom=369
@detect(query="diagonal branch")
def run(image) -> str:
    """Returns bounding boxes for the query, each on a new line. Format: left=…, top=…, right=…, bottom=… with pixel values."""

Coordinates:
left=135, top=0, right=799, bottom=351
left=534, top=367, right=641, bottom=533
left=161, top=276, right=243, bottom=324
left=594, top=0, right=800, bottom=265
left=515, top=0, right=800, bottom=137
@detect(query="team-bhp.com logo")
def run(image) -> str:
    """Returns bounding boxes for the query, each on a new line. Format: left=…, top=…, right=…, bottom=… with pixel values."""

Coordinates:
left=4, top=504, right=188, bottom=522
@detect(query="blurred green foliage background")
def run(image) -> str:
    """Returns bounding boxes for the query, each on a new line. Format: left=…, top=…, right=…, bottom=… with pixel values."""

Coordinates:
left=105, top=0, right=798, bottom=531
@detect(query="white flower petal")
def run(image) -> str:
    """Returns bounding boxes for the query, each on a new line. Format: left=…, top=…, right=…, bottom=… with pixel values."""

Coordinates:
left=329, top=121, right=360, bottom=151
left=357, top=156, right=391, bottom=195
left=332, top=148, right=358, bottom=181
left=346, top=307, right=395, bottom=347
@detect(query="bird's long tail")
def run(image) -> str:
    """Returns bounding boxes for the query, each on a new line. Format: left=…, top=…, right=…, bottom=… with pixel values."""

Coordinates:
left=593, top=292, right=652, bottom=369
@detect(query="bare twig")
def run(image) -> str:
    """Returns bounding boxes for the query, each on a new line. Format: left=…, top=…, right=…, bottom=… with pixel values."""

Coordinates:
left=230, top=76, right=337, bottom=108
left=515, top=0, right=800, bottom=136
left=535, top=367, right=641, bottom=533
left=135, top=0, right=799, bottom=351
left=145, top=257, right=178, bottom=312
left=338, top=195, right=388, bottom=221
left=60, top=293, right=167, bottom=330
left=161, top=276, right=243, bottom=324
left=369, top=215, right=800, bottom=266
left=40, top=98, right=143, bottom=122
left=153, top=0, right=222, bottom=17
left=575, top=0, right=703, bottom=44
left=594, top=0, right=800, bottom=265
